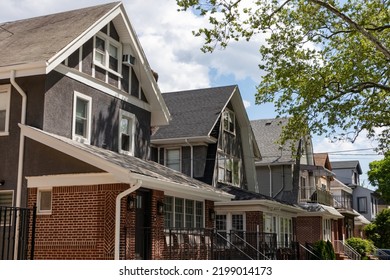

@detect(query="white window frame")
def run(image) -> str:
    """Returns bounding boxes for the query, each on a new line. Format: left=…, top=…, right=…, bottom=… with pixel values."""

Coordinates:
left=0, top=84, right=11, bottom=136
left=93, top=32, right=123, bottom=77
left=37, top=188, right=52, bottom=215
left=72, top=91, right=92, bottom=144
left=223, top=109, right=235, bottom=135
left=217, top=152, right=241, bottom=186
left=166, top=148, right=181, bottom=172
left=0, top=190, right=14, bottom=226
left=118, top=110, right=135, bottom=156
left=164, top=196, right=204, bottom=229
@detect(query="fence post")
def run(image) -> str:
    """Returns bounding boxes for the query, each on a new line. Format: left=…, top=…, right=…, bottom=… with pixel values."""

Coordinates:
left=30, top=204, right=37, bottom=260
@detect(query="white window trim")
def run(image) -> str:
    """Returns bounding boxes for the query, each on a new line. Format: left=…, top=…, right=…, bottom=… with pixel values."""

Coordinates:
left=37, top=187, right=52, bottom=215
left=164, top=195, right=204, bottom=229
left=72, top=91, right=92, bottom=144
left=118, top=109, right=135, bottom=156
left=0, top=84, right=11, bottom=136
left=223, top=109, right=236, bottom=135
left=93, top=32, right=123, bottom=78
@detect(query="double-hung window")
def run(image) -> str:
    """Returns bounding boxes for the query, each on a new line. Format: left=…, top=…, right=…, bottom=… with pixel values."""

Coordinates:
left=94, top=33, right=122, bottom=74
left=166, top=148, right=181, bottom=172
left=223, top=109, right=235, bottom=134
left=119, top=110, right=135, bottom=155
left=0, top=85, right=11, bottom=136
left=72, top=92, right=92, bottom=144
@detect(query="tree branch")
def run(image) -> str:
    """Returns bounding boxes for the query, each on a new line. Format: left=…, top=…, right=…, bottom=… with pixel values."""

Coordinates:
left=310, top=0, right=390, bottom=60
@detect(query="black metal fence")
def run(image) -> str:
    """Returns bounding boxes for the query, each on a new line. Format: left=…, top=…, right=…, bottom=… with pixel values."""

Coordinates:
left=164, top=228, right=299, bottom=260
left=0, top=205, right=36, bottom=260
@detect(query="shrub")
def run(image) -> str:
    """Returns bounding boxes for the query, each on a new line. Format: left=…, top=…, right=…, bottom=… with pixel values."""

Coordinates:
left=345, top=237, right=375, bottom=259
left=310, top=240, right=336, bottom=260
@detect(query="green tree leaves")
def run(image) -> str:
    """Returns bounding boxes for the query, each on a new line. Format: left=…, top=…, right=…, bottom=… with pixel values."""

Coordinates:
left=176, top=0, right=390, bottom=153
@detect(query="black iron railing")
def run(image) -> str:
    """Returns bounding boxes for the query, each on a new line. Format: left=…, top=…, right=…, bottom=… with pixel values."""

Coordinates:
left=163, top=228, right=298, bottom=260
left=0, top=205, right=36, bottom=260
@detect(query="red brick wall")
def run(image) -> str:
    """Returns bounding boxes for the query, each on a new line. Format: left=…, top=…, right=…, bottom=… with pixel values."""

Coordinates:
left=28, top=184, right=129, bottom=260
left=29, top=185, right=217, bottom=260
left=245, top=211, right=263, bottom=232
left=296, top=216, right=322, bottom=244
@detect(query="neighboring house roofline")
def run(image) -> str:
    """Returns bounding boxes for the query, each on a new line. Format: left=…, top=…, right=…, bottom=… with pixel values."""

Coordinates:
left=20, top=124, right=233, bottom=202
left=151, top=135, right=218, bottom=145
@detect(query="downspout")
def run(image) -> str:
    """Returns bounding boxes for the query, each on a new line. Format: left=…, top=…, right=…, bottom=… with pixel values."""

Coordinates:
left=11, top=69, right=27, bottom=208
left=185, top=139, right=193, bottom=177
left=114, top=179, right=142, bottom=260
left=11, top=70, right=27, bottom=260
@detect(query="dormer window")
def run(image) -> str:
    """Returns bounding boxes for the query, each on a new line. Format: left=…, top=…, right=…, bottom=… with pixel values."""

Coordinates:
left=223, top=109, right=235, bottom=134
left=0, top=85, right=11, bottom=136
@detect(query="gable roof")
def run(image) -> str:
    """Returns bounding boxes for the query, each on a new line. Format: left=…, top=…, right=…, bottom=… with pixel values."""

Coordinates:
left=0, top=2, right=170, bottom=126
left=152, top=85, right=236, bottom=141
left=0, top=2, right=120, bottom=69
left=331, top=160, right=362, bottom=174
left=20, top=124, right=232, bottom=202
left=251, top=118, right=295, bottom=164
left=314, top=153, right=332, bottom=170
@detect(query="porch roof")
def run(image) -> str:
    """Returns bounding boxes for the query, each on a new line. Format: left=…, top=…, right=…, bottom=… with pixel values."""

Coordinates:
left=20, top=124, right=233, bottom=202
left=298, top=203, right=344, bottom=219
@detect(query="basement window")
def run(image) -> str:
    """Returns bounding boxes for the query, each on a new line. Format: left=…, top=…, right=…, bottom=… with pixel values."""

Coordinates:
left=37, top=188, right=52, bottom=215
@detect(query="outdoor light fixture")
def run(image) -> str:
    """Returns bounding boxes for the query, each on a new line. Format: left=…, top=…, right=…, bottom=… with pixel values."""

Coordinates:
left=209, top=209, right=216, bottom=221
left=127, top=196, right=135, bottom=211
left=0, top=180, right=4, bottom=186
left=157, top=200, right=164, bottom=215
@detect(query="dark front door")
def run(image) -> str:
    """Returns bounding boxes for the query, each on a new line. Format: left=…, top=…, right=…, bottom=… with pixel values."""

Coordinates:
left=134, top=189, right=151, bottom=259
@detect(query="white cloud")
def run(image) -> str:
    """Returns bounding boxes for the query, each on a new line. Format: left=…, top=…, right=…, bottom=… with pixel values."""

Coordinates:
left=243, top=100, right=251, bottom=108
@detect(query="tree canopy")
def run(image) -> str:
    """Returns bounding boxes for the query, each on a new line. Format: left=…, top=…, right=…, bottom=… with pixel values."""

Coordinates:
left=364, top=208, right=390, bottom=249
left=176, top=0, right=390, bottom=152
left=368, top=152, right=390, bottom=203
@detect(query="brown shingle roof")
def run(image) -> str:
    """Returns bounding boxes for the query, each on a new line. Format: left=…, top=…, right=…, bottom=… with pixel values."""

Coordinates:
left=0, top=2, right=119, bottom=68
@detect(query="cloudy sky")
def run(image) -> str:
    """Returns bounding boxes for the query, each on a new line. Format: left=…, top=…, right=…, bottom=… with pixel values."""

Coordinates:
left=1, top=0, right=383, bottom=186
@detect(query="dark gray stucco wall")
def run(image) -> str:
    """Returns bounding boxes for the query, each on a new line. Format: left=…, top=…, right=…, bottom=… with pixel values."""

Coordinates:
left=43, top=71, right=151, bottom=159
left=21, top=138, right=103, bottom=207
left=0, top=75, right=46, bottom=203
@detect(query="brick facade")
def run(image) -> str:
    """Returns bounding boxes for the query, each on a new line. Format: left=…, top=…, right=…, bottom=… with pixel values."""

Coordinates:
left=245, top=211, right=263, bottom=232
left=28, top=183, right=129, bottom=259
left=296, top=216, right=322, bottom=244
left=28, top=184, right=216, bottom=260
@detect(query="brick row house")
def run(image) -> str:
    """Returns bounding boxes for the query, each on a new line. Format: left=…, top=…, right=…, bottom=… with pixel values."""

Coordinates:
left=150, top=86, right=305, bottom=259
left=1, top=2, right=373, bottom=260
left=0, top=2, right=233, bottom=259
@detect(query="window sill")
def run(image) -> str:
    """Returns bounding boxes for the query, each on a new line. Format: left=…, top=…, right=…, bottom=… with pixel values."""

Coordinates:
left=0, top=131, right=9, bottom=136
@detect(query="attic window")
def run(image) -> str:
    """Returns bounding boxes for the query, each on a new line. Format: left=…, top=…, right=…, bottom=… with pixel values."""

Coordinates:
left=93, top=32, right=122, bottom=74
left=265, top=122, right=272, bottom=126
left=223, top=109, right=235, bottom=134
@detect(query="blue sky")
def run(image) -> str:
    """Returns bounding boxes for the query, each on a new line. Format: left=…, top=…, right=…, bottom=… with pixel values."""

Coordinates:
left=1, top=0, right=383, bottom=187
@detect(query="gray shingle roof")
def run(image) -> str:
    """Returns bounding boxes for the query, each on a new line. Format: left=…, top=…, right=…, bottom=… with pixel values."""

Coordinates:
left=216, top=183, right=296, bottom=206
left=152, top=85, right=236, bottom=140
left=251, top=118, right=296, bottom=164
left=22, top=125, right=231, bottom=199
left=330, top=160, right=362, bottom=174
left=0, top=2, right=119, bottom=67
